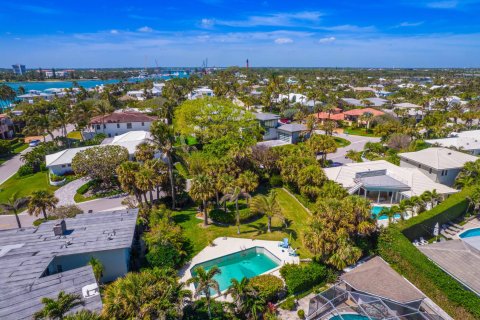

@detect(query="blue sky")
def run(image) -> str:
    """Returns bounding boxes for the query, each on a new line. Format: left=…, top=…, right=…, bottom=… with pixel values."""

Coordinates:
left=1, top=0, right=480, bottom=68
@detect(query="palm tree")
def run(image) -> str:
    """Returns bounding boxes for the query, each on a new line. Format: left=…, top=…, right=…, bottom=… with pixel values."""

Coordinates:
left=93, top=100, right=112, bottom=133
left=189, top=174, right=215, bottom=226
left=34, top=291, right=84, bottom=320
left=64, top=310, right=101, bottom=320
left=360, top=111, right=374, bottom=130
left=88, top=257, right=104, bottom=283
left=236, top=171, right=259, bottom=202
left=467, top=186, right=480, bottom=215
left=0, top=192, right=29, bottom=228
left=225, top=277, right=255, bottom=315
left=134, top=142, right=155, bottom=162
left=28, top=190, right=59, bottom=220
left=187, top=266, right=221, bottom=320
left=150, top=120, right=177, bottom=209
left=135, top=165, right=156, bottom=205
left=116, top=161, right=142, bottom=203
left=243, top=292, right=266, bottom=320
left=327, top=237, right=362, bottom=270
left=250, top=190, right=283, bottom=233
left=221, top=186, right=251, bottom=234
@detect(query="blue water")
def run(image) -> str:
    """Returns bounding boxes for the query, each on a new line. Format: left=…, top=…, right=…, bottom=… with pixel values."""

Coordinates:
left=371, top=206, right=401, bottom=221
left=5, top=79, right=121, bottom=92
left=190, top=247, right=280, bottom=293
left=330, top=314, right=370, bottom=320
left=459, top=228, right=480, bottom=239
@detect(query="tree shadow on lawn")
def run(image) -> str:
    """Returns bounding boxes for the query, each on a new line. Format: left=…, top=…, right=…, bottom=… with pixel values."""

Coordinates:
left=172, top=212, right=195, bottom=224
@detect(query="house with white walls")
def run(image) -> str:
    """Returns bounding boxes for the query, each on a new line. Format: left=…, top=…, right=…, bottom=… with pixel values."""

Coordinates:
left=88, top=110, right=157, bottom=137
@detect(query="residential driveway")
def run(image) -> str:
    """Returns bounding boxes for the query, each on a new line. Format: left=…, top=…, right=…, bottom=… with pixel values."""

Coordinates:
left=315, top=131, right=381, bottom=164
left=54, top=177, right=89, bottom=206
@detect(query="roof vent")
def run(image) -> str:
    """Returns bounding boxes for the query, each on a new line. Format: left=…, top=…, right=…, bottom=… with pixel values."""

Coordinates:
left=82, top=283, right=100, bottom=298
left=53, top=220, right=67, bottom=236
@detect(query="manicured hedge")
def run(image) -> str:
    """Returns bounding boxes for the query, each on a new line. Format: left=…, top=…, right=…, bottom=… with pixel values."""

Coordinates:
left=249, top=274, right=284, bottom=302
left=378, top=226, right=480, bottom=319
left=401, top=187, right=471, bottom=240
left=377, top=185, right=480, bottom=319
left=280, top=262, right=328, bottom=294
left=209, top=207, right=261, bottom=225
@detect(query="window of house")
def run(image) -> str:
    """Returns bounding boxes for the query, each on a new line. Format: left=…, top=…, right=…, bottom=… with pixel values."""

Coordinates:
left=103, top=124, right=106, bottom=129
left=429, top=168, right=432, bottom=174
left=68, top=164, right=71, bottom=167
left=117, top=123, right=120, bottom=128
left=57, top=265, right=63, bottom=273
left=141, top=122, right=145, bottom=126
left=127, top=123, right=132, bottom=129
left=96, top=125, right=100, bottom=130
left=61, top=165, right=66, bottom=168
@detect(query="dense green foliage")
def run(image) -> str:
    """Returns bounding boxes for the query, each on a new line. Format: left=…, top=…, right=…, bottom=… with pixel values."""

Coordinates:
left=248, top=275, right=284, bottom=302
left=280, top=263, right=328, bottom=294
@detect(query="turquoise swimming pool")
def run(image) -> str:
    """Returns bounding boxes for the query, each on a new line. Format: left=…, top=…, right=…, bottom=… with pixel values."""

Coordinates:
left=371, top=206, right=401, bottom=220
left=190, top=247, right=281, bottom=293
left=330, top=314, right=370, bottom=320
left=459, top=228, right=480, bottom=239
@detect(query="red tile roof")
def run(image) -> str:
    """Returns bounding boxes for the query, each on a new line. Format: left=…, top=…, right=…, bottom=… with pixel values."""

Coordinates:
left=315, top=112, right=345, bottom=121
left=343, top=108, right=384, bottom=117
left=90, top=111, right=157, bottom=124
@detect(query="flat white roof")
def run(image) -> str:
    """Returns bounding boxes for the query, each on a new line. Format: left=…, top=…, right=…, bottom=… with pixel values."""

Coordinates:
left=426, top=137, right=480, bottom=151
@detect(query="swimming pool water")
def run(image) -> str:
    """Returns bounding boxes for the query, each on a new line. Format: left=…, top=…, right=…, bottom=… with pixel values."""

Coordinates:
left=190, top=247, right=280, bottom=293
left=459, top=228, right=480, bottom=239
left=330, top=314, right=370, bottom=320
left=371, top=206, right=401, bottom=221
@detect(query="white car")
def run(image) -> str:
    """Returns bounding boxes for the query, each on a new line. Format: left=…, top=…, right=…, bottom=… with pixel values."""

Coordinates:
left=28, top=139, right=41, bottom=147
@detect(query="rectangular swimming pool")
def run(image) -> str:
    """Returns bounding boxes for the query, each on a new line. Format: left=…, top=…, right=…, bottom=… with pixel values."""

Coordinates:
left=190, top=246, right=281, bottom=293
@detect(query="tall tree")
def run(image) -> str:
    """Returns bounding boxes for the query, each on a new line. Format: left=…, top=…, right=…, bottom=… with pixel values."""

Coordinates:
left=28, top=190, right=59, bottom=220
left=149, top=120, right=177, bottom=209
left=250, top=190, right=283, bottom=233
left=189, top=174, right=215, bottom=226
left=88, top=257, right=104, bottom=283
left=0, top=192, right=29, bottom=228
left=187, top=266, right=221, bottom=320
left=221, top=186, right=251, bottom=234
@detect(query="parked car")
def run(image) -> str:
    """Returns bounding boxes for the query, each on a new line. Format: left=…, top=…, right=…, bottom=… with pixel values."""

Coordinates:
left=29, top=139, right=41, bottom=147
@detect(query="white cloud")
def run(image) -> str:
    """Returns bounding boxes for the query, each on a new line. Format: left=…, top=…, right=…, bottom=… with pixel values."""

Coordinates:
left=211, top=11, right=322, bottom=28
left=110, top=29, right=119, bottom=35
left=397, top=21, right=424, bottom=27
left=137, top=26, right=153, bottom=33
left=320, top=24, right=376, bottom=33
left=319, top=36, right=336, bottom=44
left=274, top=37, right=293, bottom=44
left=200, top=18, right=215, bottom=29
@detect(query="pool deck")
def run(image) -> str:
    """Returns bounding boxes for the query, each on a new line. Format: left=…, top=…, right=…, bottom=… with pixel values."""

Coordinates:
left=453, top=217, right=480, bottom=239
left=179, top=237, right=300, bottom=296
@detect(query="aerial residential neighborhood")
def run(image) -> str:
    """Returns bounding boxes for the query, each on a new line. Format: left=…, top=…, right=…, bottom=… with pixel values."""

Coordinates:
left=0, top=1, right=480, bottom=320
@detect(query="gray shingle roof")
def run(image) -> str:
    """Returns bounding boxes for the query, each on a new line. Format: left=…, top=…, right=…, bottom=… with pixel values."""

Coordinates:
left=0, top=209, right=138, bottom=320
left=358, top=174, right=411, bottom=191
left=254, top=113, right=280, bottom=121
left=277, top=123, right=307, bottom=132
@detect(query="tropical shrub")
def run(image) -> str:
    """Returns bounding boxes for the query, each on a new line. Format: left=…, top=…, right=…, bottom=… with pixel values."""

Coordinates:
left=297, top=309, right=305, bottom=319
left=182, top=299, right=236, bottom=320
left=209, top=207, right=260, bottom=225
left=17, top=164, right=34, bottom=176
left=249, top=274, right=284, bottom=302
left=280, top=263, right=328, bottom=294
left=280, top=297, right=296, bottom=311
left=0, top=140, right=11, bottom=156
left=269, top=174, right=283, bottom=187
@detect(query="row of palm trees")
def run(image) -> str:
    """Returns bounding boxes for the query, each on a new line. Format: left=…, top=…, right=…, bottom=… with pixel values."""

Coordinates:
left=0, top=190, right=59, bottom=228
left=187, top=266, right=267, bottom=320
left=379, top=189, right=442, bottom=222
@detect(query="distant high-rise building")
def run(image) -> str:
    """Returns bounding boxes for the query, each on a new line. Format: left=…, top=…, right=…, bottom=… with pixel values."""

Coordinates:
left=246, top=59, right=249, bottom=69
left=12, top=64, right=26, bottom=75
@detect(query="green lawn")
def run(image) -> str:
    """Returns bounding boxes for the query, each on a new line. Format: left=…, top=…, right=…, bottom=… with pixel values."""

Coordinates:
left=172, top=188, right=313, bottom=258
left=334, top=137, right=351, bottom=148
left=343, top=127, right=379, bottom=137
left=0, top=171, right=57, bottom=206
left=67, top=131, right=83, bottom=140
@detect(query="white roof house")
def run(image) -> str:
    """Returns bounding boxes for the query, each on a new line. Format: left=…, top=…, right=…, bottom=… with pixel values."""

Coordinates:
left=324, top=160, right=457, bottom=199
left=46, top=146, right=94, bottom=168
left=426, top=135, right=480, bottom=156
left=393, top=102, right=422, bottom=109
left=188, top=86, right=214, bottom=100
left=399, top=148, right=478, bottom=170
left=110, top=130, right=154, bottom=154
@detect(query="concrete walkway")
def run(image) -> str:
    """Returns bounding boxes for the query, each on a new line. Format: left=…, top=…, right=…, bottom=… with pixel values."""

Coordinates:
left=0, top=147, right=31, bottom=184
left=314, top=130, right=381, bottom=164
left=277, top=293, right=316, bottom=320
